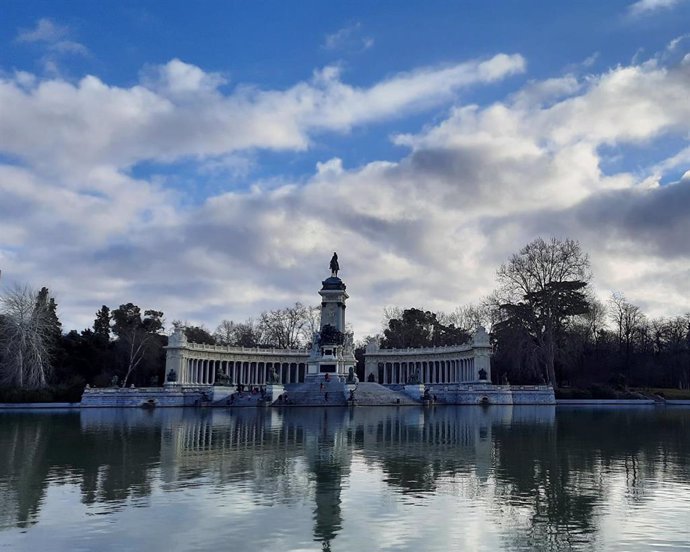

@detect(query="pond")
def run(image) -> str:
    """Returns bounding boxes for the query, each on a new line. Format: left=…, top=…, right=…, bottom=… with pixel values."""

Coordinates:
left=1, top=406, right=689, bottom=551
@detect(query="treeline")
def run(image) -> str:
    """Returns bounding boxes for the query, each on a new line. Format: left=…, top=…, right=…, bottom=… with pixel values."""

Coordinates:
left=2, top=237, right=688, bottom=397
left=0, top=290, right=325, bottom=398
left=0, top=289, right=167, bottom=400
left=372, top=238, right=690, bottom=392
left=181, top=302, right=321, bottom=349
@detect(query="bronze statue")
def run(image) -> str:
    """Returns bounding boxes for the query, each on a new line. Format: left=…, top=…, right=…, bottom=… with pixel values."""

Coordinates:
left=329, top=252, right=339, bottom=277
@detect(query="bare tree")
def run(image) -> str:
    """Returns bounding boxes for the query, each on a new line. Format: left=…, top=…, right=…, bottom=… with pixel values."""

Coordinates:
left=0, top=285, right=55, bottom=388
left=258, top=302, right=311, bottom=349
left=497, top=237, right=591, bottom=301
left=381, top=306, right=404, bottom=333
left=111, top=303, right=164, bottom=387
left=300, top=305, right=321, bottom=344
left=496, top=237, right=591, bottom=385
left=609, top=292, right=646, bottom=365
left=213, top=318, right=264, bottom=347
left=576, top=296, right=608, bottom=347
left=441, top=303, right=493, bottom=332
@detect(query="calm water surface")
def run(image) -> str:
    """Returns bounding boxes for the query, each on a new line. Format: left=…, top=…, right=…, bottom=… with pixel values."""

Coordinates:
left=1, top=406, right=689, bottom=551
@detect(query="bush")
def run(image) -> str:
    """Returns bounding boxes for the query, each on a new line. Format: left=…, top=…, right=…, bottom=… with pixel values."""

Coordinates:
left=0, top=379, right=85, bottom=403
left=556, top=384, right=652, bottom=400
left=589, top=384, right=617, bottom=399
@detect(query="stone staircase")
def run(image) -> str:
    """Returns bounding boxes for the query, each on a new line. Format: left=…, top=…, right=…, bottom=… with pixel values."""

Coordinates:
left=282, top=380, right=348, bottom=406
left=278, top=381, right=420, bottom=406
left=351, top=382, right=420, bottom=406
left=214, top=391, right=268, bottom=407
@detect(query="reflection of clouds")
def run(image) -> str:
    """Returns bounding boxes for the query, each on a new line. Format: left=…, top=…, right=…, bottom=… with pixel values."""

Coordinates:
left=1, top=407, right=690, bottom=551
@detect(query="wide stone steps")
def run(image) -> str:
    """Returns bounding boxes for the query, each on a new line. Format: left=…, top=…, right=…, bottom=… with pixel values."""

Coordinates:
left=351, top=382, right=420, bottom=406
left=214, top=391, right=267, bottom=407
left=283, top=381, right=348, bottom=406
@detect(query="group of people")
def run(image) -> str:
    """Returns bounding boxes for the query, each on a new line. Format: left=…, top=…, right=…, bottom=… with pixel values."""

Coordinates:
left=227, top=385, right=268, bottom=404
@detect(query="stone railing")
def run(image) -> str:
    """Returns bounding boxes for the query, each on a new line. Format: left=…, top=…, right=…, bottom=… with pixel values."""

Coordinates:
left=367, top=343, right=474, bottom=356
left=177, top=343, right=310, bottom=355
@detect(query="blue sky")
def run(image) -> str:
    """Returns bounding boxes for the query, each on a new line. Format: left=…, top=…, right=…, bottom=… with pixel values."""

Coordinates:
left=1, top=0, right=690, bottom=335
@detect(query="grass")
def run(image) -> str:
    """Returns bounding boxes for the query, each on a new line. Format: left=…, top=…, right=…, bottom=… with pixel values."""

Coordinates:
left=635, top=387, right=690, bottom=400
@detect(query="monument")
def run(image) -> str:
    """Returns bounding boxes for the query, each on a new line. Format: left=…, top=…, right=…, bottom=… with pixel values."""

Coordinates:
left=306, top=252, right=356, bottom=380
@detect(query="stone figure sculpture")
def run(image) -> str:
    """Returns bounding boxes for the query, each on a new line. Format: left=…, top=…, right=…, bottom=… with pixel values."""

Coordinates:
left=347, top=366, right=359, bottom=383
left=407, top=370, right=421, bottom=384
left=329, top=252, right=339, bottom=276
left=166, top=368, right=177, bottom=383
left=215, top=367, right=232, bottom=386
left=269, top=367, right=280, bottom=384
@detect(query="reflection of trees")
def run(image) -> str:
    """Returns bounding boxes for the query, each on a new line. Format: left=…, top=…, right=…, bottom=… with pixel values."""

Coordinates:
left=351, top=407, right=500, bottom=495
left=2, top=405, right=690, bottom=549
left=0, top=414, right=55, bottom=529
left=0, top=411, right=162, bottom=529
left=492, top=408, right=690, bottom=550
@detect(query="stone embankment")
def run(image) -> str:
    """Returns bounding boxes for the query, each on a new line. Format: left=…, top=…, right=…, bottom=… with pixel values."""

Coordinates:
left=76, top=382, right=556, bottom=407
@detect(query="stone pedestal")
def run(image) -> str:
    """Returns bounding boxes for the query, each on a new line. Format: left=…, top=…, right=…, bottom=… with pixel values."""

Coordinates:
left=211, top=385, right=235, bottom=403
left=402, top=384, right=426, bottom=401
left=345, top=382, right=358, bottom=402
left=265, top=384, right=285, bottom=402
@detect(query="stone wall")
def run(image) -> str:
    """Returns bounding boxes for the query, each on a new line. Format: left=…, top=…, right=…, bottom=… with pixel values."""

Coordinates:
left=428, top=384, right=555, bottom=405
left=81, top=386, right=210, bottom=407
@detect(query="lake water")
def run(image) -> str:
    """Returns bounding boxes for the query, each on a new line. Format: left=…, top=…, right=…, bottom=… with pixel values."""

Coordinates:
left=1, top=406, right=689, bottom=551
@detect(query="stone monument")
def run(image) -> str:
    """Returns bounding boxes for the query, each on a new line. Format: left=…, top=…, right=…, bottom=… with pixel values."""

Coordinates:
left=307, top=252, right=356, bottom=380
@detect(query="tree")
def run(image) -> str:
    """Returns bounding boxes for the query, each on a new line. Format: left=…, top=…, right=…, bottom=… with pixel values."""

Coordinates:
left=495, top=237, right=591, bottom=386
left=258, top=303, right=311, bottom=349
left=36, top=287, right=62, bottom=344
left=214, top=319, right=264, bottom=347
left=380, top=308, right=470, bottom=349
left=182, top=325, right=215, bottom=345
left=440, top=303, right=492, bottom=332
left=111, top=304, right=164, bottom=387
left=609, top=293, right=646, bottom=367
left=0, top=285, right=57, bottom=388
left=93, top=305, right=111, bottom=342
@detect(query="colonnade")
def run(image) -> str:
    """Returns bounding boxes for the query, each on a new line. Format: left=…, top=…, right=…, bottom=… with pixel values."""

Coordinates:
left=182, top=358, right=308, bottom=386
left=375, top=358, right=476, bottom=385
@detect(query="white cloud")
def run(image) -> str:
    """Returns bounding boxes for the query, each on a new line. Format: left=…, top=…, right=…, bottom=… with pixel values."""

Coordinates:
left=15, top=18, right=88, bottom=57
left=323, top=22, right=374, bottom=52
left=0, top=55, right=525, bottom=177
left=2, top=52, right=690, bottom=334
left=14, top=17, right=89, bottom=75
left=16, top=18, right=69, bottom=43
left=628, top=0, right=686, bottom=16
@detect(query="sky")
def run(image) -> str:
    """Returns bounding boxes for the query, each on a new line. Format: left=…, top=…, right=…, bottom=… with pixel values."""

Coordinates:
left=1, top=0, right=690, bottom=337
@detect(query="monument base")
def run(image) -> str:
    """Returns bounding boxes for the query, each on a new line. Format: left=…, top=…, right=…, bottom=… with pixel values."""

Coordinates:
left=265, top=384, right=285, bottom=402
left=402, top=384, right=426, bottom=401
left=211, top=385, right=235, bottom=403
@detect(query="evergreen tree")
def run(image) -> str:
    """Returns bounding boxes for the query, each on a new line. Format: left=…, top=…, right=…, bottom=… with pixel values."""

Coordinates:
left=93, top=305, right=111, bottom=342
left=36, top=287, right=62, bottom=344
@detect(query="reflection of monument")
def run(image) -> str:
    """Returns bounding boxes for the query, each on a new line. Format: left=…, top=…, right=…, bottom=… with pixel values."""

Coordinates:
left=306, top=409, right=350, bottom=548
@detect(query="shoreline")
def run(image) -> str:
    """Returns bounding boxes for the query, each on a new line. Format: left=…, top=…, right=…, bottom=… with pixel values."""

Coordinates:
left=3, top=399, right=690, bottom=409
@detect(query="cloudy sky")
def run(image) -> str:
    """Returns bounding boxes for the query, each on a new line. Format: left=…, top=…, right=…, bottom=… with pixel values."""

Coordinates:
left=1, top=0, right=690, bottom=336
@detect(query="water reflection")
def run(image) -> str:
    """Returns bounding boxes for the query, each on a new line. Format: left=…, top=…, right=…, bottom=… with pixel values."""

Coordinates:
left=1, top=406, right=689, bottom=551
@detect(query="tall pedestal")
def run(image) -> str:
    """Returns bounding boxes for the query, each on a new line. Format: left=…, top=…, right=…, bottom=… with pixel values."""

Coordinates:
left=308, top=273, right=356, bottom=380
